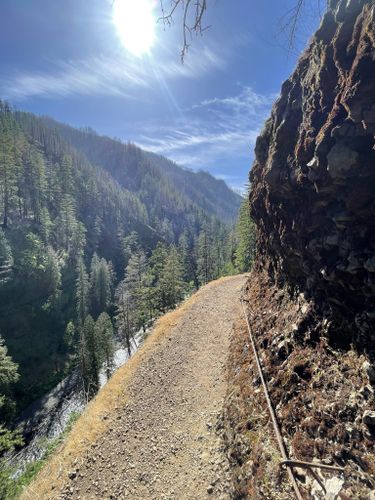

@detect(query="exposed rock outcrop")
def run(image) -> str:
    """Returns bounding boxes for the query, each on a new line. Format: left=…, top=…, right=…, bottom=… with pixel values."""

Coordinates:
left=250, top=0, right=375, bottom=350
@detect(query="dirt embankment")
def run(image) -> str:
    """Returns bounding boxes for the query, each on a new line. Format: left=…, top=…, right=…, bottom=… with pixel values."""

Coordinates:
left=24, top=275, right=246, bottom=500
left=222, top=271, right=375, bottom=499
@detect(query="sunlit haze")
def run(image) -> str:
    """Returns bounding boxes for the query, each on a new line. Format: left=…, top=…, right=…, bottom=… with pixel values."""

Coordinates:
left=0, top=0, right=321, bottom=190
left=113, top=0, right=156, bottom=56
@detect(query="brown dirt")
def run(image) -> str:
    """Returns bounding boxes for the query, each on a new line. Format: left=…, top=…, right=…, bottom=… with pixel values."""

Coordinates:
left=24, top=274, right=246, bottom=500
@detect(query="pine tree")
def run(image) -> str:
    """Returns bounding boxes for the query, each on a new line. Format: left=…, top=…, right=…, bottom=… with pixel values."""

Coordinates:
left=24, top=148, right=46, bottom=223
left=19, top=232, right=45, bottom=278
left=124, top=251, right=152, bottom=331
left=115, top=280, right=134, bottom=356
left=90, top=254, right=112, bottom=318
left=79, top=315, right=98, bottom=398
left=0, top=334, right=22, bottom=455
left=0, top=334, right=19, bottom=425
left=121, top=231, right=139, bottom=267
left=235, top=197, right=256, bottom=272
left=71, top=221, right=86, bottom=259
left=44, top=246, right=62, bottom=309
left=197, top=226, right=214, bottom=285
left=59, top=154, right=74, bottom=196
left=64, top=321, right=76, bottom=352
left=150, top=242, right=169, bottom=311
left=178, top=230, right=197, bottom=285
left=163, top=245, right=185, bottom=308
left=39, top=206, right=52, bottom=244
left=55, top=194, right=77, bottom=251
left=0, top=230, right=12, bottom=285
left=75, top=257, right=89, bottom=326
left=94, top=313, right=115, bottom=379
left=0, top=111, right=20, bottom=228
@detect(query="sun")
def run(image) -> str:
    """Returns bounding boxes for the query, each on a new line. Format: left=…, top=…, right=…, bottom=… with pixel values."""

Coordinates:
left=113, top=0, right=156, bottom=56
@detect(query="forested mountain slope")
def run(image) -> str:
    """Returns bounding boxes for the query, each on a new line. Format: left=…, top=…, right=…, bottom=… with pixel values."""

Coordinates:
left=0, top=102, right=242, bottom=419
left=146, top=152, right=241, bottom=223
left=41, top=117, right=241, bottom=225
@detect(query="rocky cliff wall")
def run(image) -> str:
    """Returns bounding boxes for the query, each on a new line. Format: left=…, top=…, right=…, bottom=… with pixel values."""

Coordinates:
left=250, top=0, right=375, bottom=349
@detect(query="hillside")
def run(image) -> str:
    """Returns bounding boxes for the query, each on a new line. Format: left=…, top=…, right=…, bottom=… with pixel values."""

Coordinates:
left=146, top=152, right=241, bottom=223
left=41, top=117, right=242, bottom=225
left=0, top=102, right=241, bottom=416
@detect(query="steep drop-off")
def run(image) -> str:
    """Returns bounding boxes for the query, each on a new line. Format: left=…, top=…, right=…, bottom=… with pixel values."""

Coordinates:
left=250, top=0, right=375, bottom=348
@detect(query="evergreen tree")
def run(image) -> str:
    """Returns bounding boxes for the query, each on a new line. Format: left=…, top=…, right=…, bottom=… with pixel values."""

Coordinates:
left=79, top=315, right=98, bottom=398
left=115, top=280, right=134, bottom=356
left=44, top=246, right=62, bottom=309
left=163, top=245, right=185, bottom=308
left=0, top=333, right=22, bottom=456
left=64, top=321, right=76, bottom=353
left=90, top=254, right=112, bottom=318
left=75, top=257, right=89, bottom=326
left=235, top=197, right=256, bottom=272
left=71, top=221, right=86, bottom=259
left=94, top=312, right=115, bottom=379
left=150, top=242, right=170, bottom=312
left=121, top=231, right=139, bottom=267
left=0, top=111, right=20, bottom=228
left=0, top=229, right=12, bottom=285
left=125, top=250, right=150, bottom=329
left=19, top=232, right=45, bottom=278
left=178, top=230, right=197, bottom=285
left=55, top=194, right=77, bottom=251
left=0, top=334, right=19, bottom=425
left=197, top=226, right=214, bottom=285
left=23, top=148, right=46, bottom=223
left=39, top=206, right=53, bottom=244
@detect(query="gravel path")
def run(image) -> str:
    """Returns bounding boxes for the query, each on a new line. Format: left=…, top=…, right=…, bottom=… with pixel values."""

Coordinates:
left=42, top=275, right=245, bottom=499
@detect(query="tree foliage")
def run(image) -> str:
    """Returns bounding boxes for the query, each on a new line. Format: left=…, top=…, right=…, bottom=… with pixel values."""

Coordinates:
left=235, top=196, right=256, bottom=273
left=0, top=101, right=244, bottom=410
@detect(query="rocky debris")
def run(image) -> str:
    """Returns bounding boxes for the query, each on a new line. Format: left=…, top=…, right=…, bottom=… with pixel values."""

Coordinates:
left=323, top=476, right=344, bottom=500
left=249, top=0, right=375, bottom=350
left=36, top=276, right=245, bottom=499
left=363, top=361, right=375, bottom=385
left=362, top=410, right=375, bottom=428
left=222, top=272, right=375, bottom=499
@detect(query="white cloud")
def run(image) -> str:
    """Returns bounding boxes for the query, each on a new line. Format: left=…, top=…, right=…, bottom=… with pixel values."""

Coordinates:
left=135, top=85, right=276, bottom=175
left=1, top=46, right=226, bottom=100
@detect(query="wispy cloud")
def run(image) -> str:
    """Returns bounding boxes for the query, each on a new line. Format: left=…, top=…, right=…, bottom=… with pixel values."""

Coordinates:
left=1, top=46, right=226, bottom=100
left=135, top=85, right=276, bottom=187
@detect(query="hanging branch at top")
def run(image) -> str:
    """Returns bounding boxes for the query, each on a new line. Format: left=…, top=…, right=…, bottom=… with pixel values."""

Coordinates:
left=159, top=0, right=209, bottom=62
left=279, top=0, right=328, bottom=51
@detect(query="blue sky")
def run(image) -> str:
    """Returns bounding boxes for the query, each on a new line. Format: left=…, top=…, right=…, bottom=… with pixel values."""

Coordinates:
left=0, top=0, right=323, bottom=190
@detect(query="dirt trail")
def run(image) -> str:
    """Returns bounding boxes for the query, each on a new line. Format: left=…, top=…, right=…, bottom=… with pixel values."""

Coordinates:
left=28, top=275, right=246, bottom=500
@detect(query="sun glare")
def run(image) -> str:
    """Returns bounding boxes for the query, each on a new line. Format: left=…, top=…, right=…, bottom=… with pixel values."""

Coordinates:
left=113, top=0, right=156, bottom=56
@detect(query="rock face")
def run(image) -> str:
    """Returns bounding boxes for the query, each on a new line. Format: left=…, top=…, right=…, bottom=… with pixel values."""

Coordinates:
left=250, top=0, right=375, bottom=349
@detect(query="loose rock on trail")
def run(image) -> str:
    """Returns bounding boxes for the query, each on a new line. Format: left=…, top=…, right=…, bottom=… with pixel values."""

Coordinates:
left=25, top=275, right=246, bottom=499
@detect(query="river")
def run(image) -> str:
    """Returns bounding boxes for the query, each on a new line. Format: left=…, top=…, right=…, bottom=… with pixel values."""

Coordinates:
left=7, top=336, right=141, bottom=474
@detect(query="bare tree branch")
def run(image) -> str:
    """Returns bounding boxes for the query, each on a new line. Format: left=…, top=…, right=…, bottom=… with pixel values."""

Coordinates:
left=159, top=0, right=208, bottom=62
left=279, top=0, right=328, bottom=51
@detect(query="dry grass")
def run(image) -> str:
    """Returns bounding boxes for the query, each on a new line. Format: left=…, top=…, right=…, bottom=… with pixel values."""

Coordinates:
left=22, top=276, right=237, bottom=500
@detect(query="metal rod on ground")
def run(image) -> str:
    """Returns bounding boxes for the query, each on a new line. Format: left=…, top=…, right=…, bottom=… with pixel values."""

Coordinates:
left=240, top=298, right=304, bottom=500
left=281, top=460, right=345, bottom=473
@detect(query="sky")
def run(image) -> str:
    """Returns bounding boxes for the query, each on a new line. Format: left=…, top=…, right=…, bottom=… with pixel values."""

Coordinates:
left=0, top=0, right=323, bottom=191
